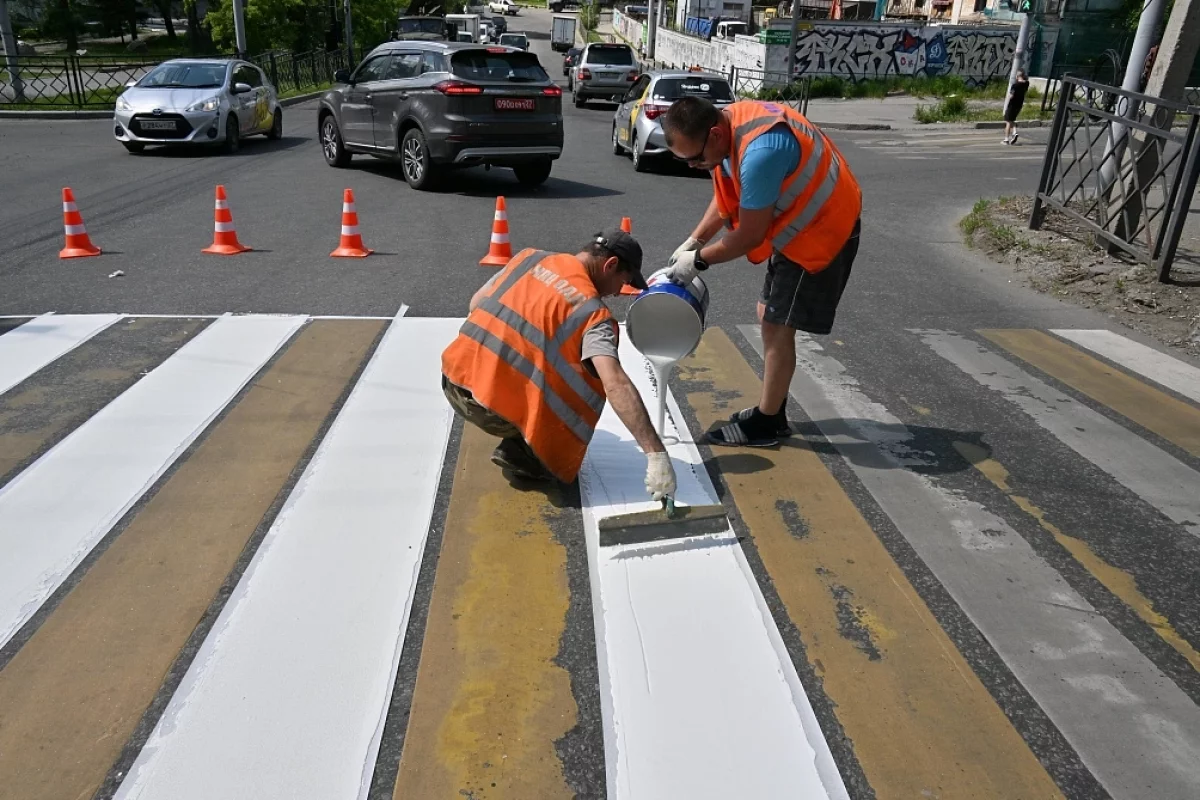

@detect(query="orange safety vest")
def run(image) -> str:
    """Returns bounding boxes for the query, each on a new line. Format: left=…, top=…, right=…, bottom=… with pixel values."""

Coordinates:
left=442, top=248, right=615, bottom=482
left=713, top=101, right=862, bottom=272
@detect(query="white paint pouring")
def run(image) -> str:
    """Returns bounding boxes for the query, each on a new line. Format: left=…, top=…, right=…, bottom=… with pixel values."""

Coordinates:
left=577, top=329, right=848, bottom=800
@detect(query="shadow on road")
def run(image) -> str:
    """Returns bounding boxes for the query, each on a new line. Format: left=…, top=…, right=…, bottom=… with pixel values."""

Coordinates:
left=128, top=136, right=306, bottom=158
left=350, top=160, right=623, bottom=198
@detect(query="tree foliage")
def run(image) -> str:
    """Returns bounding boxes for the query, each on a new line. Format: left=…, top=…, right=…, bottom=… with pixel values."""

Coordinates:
left=205, top=0, right=410, bottom=56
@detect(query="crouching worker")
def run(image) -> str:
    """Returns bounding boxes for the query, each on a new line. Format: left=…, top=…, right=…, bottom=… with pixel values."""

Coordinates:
left=441, top=229, right=678, bottom=501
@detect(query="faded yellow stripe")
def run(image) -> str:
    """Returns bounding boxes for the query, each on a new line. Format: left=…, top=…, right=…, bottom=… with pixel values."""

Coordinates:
left=982, top=329, right=1200, bottom=458
left=956, top=441, right=1200, bottom=673
left=679, top=329, right=1063, bottom=800
left=0, top=319, right=384, bottom=800
left=393, top=425, right=576, bottom=800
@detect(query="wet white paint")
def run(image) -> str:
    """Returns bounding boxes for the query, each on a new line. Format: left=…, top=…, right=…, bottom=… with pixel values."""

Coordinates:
left=1052, top=328, right=1200, bottom=405
left=0, top=314, right=304, bottom=650
left=112, top=318, right=458, bottom=800
left=739, top=324, right=1200, bottom=798
left=0, top=313, right=122, bottom=395
left=578, top=329, right=847, bottom=800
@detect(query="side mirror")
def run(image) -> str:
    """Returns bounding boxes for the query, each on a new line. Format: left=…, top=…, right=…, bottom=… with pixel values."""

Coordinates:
left=334, top=68, right=352, bottom=84
left=233, top=82, right=253, bottom=94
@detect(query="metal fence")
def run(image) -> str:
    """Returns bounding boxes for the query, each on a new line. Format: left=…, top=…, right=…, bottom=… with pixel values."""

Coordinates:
left=1030, top=76, right=1200, bottom=282
left=1, top=48, right=348, bottom=109
left=0, top=54, right=161, bottom=108
left=729, top=67, right=811, bottom=116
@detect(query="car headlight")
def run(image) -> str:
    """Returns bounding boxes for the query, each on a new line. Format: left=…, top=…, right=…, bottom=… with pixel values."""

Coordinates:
left=186, top=96, right=221, bottom=113
left=116, top=94, right=133, bottom=111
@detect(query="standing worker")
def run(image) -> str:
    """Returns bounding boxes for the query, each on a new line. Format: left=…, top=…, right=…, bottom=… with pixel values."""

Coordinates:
left=657, top=96, right=862, bottom=447
left=1003, top=70, right=1030, bottom=145
left=441, top=230, right=677, bottom=500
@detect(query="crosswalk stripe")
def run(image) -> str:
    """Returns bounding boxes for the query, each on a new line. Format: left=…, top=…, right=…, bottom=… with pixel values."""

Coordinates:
left=0, top=314, right=305, bottom=651
left=682, top=330, right=1063, bottom=798
left=578, top=329, right=848, bottom=800
left=1052, top=328, right=1200, bottom=404
left=0, top=319, right=383, bottom=800
left=393, top=424, right=580, bottom=799
left=0, top=317, right=208, bottom=486
left=112, top=318, right=459, bottom=800
left=743, top=324, right=1200, bottom=798
left=0, top=313, right=121, bottom=396
left=916, top=329, right=1200, bottom=537
left=982, top=329, right=1200, bottom=459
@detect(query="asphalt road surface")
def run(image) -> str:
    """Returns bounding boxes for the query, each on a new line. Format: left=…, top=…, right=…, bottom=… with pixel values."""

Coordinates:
left=3, top=10, right=1200, bottom=800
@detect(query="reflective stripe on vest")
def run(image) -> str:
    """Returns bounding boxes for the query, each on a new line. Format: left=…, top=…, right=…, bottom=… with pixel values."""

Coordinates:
left=458, top=320, right=595, bottom=443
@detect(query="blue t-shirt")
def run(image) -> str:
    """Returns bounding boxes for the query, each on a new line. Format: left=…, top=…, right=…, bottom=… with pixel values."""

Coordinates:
left=721, top=123, right=802, bottom=210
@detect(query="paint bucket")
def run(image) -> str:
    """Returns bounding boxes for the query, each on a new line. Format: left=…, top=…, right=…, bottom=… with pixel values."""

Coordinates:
left=626, top=274, right=709, bottom=438
left=626, top=273, right=710, bottom=362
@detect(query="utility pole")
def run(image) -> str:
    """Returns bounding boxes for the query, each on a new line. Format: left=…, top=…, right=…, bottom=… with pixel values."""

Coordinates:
left=232, top=0, right=248, bottom=57
left=646, top=0, right=657, bottom=61
left=1143, top=0, right=1200, bottom=103
left=344, top=0, right=354, bottom=64
left=0, top=0, right=25, bottom=102
left=786, top=0, right=801, bottom=82
left=1005, top=0, right=1033, bottom=99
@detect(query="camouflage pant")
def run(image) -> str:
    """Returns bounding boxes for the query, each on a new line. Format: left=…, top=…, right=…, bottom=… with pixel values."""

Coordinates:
left=441, top=377, right=521, bottom=439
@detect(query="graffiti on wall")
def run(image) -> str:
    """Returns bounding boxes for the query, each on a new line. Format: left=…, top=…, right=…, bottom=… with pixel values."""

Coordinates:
left=791, top=26, right=1015, bottom=84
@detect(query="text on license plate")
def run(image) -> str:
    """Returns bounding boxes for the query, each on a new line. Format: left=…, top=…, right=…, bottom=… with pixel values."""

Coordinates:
left=140, top=120, right=176, bottom=130
left=494, top=98, right=535, bottom=111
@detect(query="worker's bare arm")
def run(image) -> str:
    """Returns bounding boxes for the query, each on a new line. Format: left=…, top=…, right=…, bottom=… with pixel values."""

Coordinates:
left=591, top=355, right=666, bottom=454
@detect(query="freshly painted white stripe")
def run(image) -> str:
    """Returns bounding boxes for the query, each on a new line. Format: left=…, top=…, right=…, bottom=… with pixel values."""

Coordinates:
left=0, top=313, right=121, bottom=396
left=0, top=315, right=304, bottom=649
left=63, top=223, right=87, bottom=236
left=62, top=201, right=77, bottom=212
left=113, top=318, right=458, bottom=800
left=578, top=330, right=848, bottom=800
left=214, top=221, right=235, bottom=233
left=741, top=325, right=1200, bottom=799
left=1052, top=328, right=1200, bottom=404
left=917, top=329, right=1200, bottom=537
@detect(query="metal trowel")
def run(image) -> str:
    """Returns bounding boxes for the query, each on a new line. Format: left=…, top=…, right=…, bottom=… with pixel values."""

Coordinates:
left=597, top=497, right=729, bottom=547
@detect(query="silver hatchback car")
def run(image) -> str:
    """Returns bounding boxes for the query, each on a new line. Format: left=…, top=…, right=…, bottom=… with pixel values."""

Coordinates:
left=611, top=70, right=733, bottom=172
left=114, top=59, right=282, bottom=154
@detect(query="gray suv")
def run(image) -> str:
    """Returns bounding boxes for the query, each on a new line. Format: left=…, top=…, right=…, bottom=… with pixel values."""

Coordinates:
left=572, top=42, right=639, bottom=108
left=318, top=41, right=564, bottom=189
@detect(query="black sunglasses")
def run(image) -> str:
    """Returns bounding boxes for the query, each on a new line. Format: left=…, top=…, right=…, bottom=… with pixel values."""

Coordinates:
left=674, top=127, right=711, bottom=164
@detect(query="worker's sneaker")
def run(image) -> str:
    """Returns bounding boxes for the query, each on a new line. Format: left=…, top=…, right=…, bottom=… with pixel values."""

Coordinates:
left=728, top=406, right=792, bottom=437
left=491, top=438, right=553, bottom=482
left=706, top=412, right=780, bottom=448
left=1010, top=132, right=1020, bottom=144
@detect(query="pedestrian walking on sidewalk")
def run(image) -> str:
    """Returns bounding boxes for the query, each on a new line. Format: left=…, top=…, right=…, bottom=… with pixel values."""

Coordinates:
left=441, top=231, right=677, bottom=500
left=657, top=96, right=863, bottom=448
left=1003, top=70, right=1030, bottom=145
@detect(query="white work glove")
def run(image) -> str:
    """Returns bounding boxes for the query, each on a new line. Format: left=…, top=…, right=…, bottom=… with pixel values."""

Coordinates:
left=645, top=451, right=677, bottom=501
left=668, top=236, right=703, bottom=267
left=659, top=249, right=699, bottom=286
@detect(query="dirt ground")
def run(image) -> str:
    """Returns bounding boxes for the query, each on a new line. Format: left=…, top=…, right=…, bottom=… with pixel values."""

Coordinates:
left=961, top=196, right=1200, bottom=355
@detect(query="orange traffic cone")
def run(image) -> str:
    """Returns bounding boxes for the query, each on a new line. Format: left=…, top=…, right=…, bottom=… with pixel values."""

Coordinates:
left=479, top=196, right=513, bottom=267
left=331, top=189, right=373, bottom=258
left=202, top=185, right=251, bottom=255
left=618, top=216, right=641, bottom=294
left=59, top=188, right=101, bottom=259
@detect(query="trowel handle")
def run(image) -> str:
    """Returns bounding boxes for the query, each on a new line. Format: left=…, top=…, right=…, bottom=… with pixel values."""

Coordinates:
left=662, top=496, right=678, bottom=519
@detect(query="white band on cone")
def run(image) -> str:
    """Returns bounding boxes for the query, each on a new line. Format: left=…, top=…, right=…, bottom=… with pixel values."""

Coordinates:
left=215, top=221, right=236, bottom=232
left=494, top=211, right=507, bottom=221
left=64, top=224, right=86, bottom=235
left=343, top=203, right=356, bottom=213
left=491, top=233, right=509, bottom=244
left=341, top=225, right=359, bottom=236
left=63, top=202, right=77, bottom=212
left=215, top=199, right=229, bottom=210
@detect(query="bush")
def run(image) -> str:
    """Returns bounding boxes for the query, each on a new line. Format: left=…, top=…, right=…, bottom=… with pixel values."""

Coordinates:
left=941, top=94, right=968, bottom=115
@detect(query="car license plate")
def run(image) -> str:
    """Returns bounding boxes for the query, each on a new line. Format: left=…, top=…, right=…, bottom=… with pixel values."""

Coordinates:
left=599, top=72, right=618, bottom=80
left=140, top=120, right=176, bottom=131
left=495, top=97, right=535, bottom=111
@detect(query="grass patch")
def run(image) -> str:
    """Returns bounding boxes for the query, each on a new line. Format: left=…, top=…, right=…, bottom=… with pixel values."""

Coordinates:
left=278, top=82, right=332, bottom=100
left=804, top=75, right=1041, bottom=101
left=960, top=198, right=993, bottom=237
left=46, top=34, right=193, bottom=57
left=914, top=97, right=1050, bottom=124
left=2, top=84, right=122, bottom=109
left=960, top=196, right=1033, bottom=250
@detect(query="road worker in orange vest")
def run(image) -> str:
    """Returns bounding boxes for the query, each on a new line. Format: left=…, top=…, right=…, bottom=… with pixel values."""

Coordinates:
left=441, top=229, right=678, bottom=499
left=658, top=96, right=863, bottom=448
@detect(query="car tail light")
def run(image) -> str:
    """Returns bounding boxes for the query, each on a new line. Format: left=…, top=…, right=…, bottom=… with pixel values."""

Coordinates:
left=542, top=85, right=563, bottom=97
left=487, top=47, right=508, bottom=53
left=578, top=68, right=591, bottom=80
left=643, top=103, right=669, bottom=120
left=627, top=70, right=639, bottom=82
left=433, top=80, right=483, bottom=96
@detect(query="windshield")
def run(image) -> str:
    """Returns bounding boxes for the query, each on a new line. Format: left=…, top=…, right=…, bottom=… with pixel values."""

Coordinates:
left=584, top=45, right=634, bottom=66
left=396, top=18, right=443, bottom=35
left=652, top=77, right=734, bottom=102
left=500, top=35, right=527, bottom=46
left=451, top=50, right=548, bottom=82
left=138, top=63, right=226, bottom=89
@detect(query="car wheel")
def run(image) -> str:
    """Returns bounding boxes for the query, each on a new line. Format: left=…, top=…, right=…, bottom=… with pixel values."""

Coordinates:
left=321, top=115, right=351, bottom=167
left=267, top=108, right=283, bottom=140
left=574, top=91, right=586, bottom=109
left=612, top=124, right=623, bottom=155
left=122, top=142, right=145, bottom=154
left=513, top=159, right=552, bottom=187
left=401, top=127, right=438, bottom=190
left=632, top=132, right=648, bottom=173
left=222, top=116, right=240, bottom=155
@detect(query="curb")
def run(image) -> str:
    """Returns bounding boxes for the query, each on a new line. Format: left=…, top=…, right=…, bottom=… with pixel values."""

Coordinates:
left=811, top=122, right=892, bottom=131
left=973, top=119, right=1048, bottom=129
left=0, top=87, right=329, bottom=120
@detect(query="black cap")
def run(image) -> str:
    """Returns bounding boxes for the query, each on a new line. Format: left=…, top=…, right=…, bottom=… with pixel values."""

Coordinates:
left=593, top=228, right=648, bottom=290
